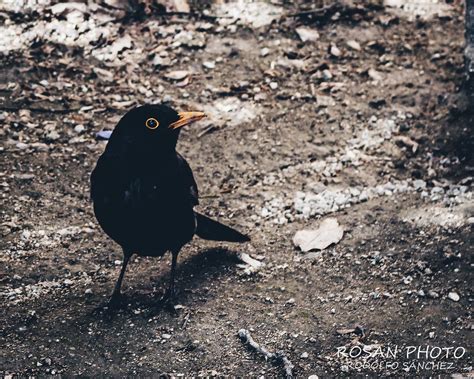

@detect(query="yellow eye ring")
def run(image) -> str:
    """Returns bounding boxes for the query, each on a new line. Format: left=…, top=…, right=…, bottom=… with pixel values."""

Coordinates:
left=145, top=118, right=159, bottom=129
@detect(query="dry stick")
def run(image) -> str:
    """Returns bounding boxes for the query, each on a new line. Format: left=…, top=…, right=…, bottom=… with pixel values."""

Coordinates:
left=238, top=329, right=294, bottom=378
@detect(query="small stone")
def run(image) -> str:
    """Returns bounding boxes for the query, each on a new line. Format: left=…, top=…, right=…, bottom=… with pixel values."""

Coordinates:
left=254, top=93, right=267, bottom=101
left=162, top=333, right=172, bottom=339
left=269, top=82, right=278, bottom=90
left=346, top=40, right=361, bottom=51
left=308, top=376, right=319, bottom=379
left=152, top=56, right=171, bottom=67
left=286, top=298, right=295, bottom=304
left=330, top=44, right=341, bottom=57
left=165, top=70, right=189, bottom=81
left=301, top=352, right=309, bottom=359
left=322, top=69, right=332, bottom=80
left=260, top=47, right=270, bottom=57
left=85, top=288, right=93, bottom=295
left=63, top=279, right=73, bottom=286
left=427, top=290, right=439, bottom=299
left=341, top=365, right=349, bottom=372
left=16, top=142, right=29, bottom=149
left=296, top=27, right=319, bottom=42
left=203, top=61, right=215, bottom=69
left=413, top=179, right=427, bottom=190
left=368, top=68, right=383, bottom=81
left=359, top=191, right=369, bottom=202
left=21, top=230, right=31, bottom=240
left=114, top=260, right=122, bottom=265
left=46, top=130, right=60, bottom=141
left=74, top=124, right=85, bottom=133
left=447, top=292, right=460, bottom=302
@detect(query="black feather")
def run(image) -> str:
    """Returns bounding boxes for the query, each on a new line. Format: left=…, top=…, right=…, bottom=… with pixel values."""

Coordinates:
left=195, top=212, right=250, bottom=242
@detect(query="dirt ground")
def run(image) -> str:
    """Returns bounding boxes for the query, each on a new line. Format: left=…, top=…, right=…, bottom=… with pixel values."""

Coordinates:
left=1, top=0, right=473, bottom=377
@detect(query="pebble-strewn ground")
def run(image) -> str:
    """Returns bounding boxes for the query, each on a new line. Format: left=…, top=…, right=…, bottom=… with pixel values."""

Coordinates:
left=1, top=0, right=472, bottom=377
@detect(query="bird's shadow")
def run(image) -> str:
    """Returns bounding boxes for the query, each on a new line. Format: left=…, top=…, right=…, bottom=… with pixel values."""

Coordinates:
left=91, top=247, right=244, bottom=319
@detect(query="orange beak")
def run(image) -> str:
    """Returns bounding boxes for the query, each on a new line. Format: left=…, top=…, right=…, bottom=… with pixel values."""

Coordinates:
left=169, top=111, right=206, bottom=130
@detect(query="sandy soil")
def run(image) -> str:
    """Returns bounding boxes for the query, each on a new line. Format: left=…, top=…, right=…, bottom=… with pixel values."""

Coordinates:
left=1, top=0, right=472, bottom=377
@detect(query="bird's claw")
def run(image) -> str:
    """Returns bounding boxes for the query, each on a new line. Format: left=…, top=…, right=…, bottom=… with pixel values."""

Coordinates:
left=107, top=292, right=123, bottom=310
left=160, top=287, right=176, bottom=307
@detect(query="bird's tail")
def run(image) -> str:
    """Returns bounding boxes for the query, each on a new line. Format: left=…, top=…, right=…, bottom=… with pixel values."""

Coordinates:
left=195, top=212, right=250, bottom=242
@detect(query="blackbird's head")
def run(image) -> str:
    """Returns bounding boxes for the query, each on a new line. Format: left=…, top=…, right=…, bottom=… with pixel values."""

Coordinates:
left=107, top=104, right=206, bottom=154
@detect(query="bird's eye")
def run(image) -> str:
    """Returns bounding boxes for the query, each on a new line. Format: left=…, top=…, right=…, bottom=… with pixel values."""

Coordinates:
left=145, top=118, right=159, bottom=129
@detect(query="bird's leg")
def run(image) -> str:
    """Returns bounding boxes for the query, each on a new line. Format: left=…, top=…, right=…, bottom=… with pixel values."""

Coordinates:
left=162, top=249, right=179, bottom=302
left=108, top=251, right=132, bottom=308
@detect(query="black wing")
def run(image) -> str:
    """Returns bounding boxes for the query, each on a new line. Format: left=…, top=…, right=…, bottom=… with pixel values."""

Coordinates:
left=176, top=153, right=199, bottom=206
left=90, top=153, right=128, bottom=203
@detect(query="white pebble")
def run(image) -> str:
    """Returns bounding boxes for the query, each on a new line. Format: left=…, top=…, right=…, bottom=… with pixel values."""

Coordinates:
left=203, top=61, right=215, bottom=69
left=447, top=292, right=460, bottom=302
left=260, top=47, right=270, bottom=56
left=74, top=124, right=85, bottom=133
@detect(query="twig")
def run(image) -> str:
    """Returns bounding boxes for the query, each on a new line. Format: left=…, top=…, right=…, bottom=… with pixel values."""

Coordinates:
left=239, top=329, right=273, bottom=358
left=238, top=329, right=294, bottom=378
left=277, top=352, right=295, bottom=378
left=181, top=311, right=190, bottom=329
left=197, top=125, right=218, bottom=138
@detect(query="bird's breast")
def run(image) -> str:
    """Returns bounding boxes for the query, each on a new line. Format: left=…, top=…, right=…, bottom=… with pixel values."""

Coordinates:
left=91, top=152, right=197, bottom=253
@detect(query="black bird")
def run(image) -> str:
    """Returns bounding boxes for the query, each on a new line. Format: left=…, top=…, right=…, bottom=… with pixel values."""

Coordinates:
left=91, top=104, right=250, bottom=307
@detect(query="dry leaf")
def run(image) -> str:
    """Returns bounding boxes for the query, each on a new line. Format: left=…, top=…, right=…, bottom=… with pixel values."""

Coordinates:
left=293, top=218, right=344, bottom=252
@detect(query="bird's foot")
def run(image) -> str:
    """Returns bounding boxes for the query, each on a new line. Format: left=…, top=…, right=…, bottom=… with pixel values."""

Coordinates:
left=107, top=292, right=123, bottom=310
left=159, top=287, right=176, bottom=308
left=91, top=293, right=123, bottom=320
